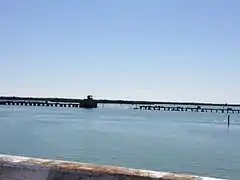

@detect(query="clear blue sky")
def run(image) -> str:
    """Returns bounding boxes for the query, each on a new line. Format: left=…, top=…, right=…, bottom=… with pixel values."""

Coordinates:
left=0, top=0, right=239, bottom=103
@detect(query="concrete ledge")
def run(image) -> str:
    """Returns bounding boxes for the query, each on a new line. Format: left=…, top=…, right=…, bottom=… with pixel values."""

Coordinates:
left=0, top=154, right=226, bottom=180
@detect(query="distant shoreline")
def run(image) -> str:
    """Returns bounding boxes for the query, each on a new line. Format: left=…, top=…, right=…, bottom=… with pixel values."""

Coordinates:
left=0, top=96, right=240, bottom=107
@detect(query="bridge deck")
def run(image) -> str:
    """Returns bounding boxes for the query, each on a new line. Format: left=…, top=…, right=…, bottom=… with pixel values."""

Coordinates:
left=0, top=154, right=226, bottom=180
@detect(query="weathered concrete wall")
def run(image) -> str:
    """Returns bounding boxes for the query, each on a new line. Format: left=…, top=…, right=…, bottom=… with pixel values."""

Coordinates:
left=0, top=154, right=226, bottom=180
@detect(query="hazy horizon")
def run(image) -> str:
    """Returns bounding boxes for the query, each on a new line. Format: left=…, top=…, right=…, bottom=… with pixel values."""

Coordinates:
left=1, top=0, right=239, bottom=103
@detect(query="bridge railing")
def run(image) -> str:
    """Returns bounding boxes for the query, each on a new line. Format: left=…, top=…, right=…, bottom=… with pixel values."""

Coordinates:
left=0, top=154, right=226, bottom=180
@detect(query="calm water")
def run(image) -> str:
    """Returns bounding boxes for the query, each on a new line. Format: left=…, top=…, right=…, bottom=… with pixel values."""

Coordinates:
left=0, top=105, right=239, bottom=179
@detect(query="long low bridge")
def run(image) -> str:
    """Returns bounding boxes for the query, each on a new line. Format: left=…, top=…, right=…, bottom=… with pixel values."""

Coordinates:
left=1, top=96, right=240, bottom=114
left=135, top=105, right=240, bottom=114
left=0, top=96, right=98, bottom=109
left=1, top=96, right=240, bottom=107
left=0, top=101, right=83, bottom=108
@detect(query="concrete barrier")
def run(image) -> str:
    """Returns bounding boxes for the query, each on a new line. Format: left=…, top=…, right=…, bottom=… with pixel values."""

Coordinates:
left=0, top=154, right=226, bottom=180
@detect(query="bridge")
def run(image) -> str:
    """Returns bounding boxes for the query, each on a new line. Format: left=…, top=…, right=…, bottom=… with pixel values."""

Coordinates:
left=0, top=95, right=97, bottom=109
left=1, top=96, right=240, bottom=113
left=134, top=105, right=240, bottom=114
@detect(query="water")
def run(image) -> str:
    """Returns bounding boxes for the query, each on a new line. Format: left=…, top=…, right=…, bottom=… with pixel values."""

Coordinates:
left=0, top=105, right=239, bottom=179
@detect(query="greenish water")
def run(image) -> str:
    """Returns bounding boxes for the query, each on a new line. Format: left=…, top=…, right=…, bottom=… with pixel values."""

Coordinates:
left=0, top=105, right=239, bottom=179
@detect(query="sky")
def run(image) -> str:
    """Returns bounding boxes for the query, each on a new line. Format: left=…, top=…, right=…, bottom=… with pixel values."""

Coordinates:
left=0, top=0, right=239, bottom=103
